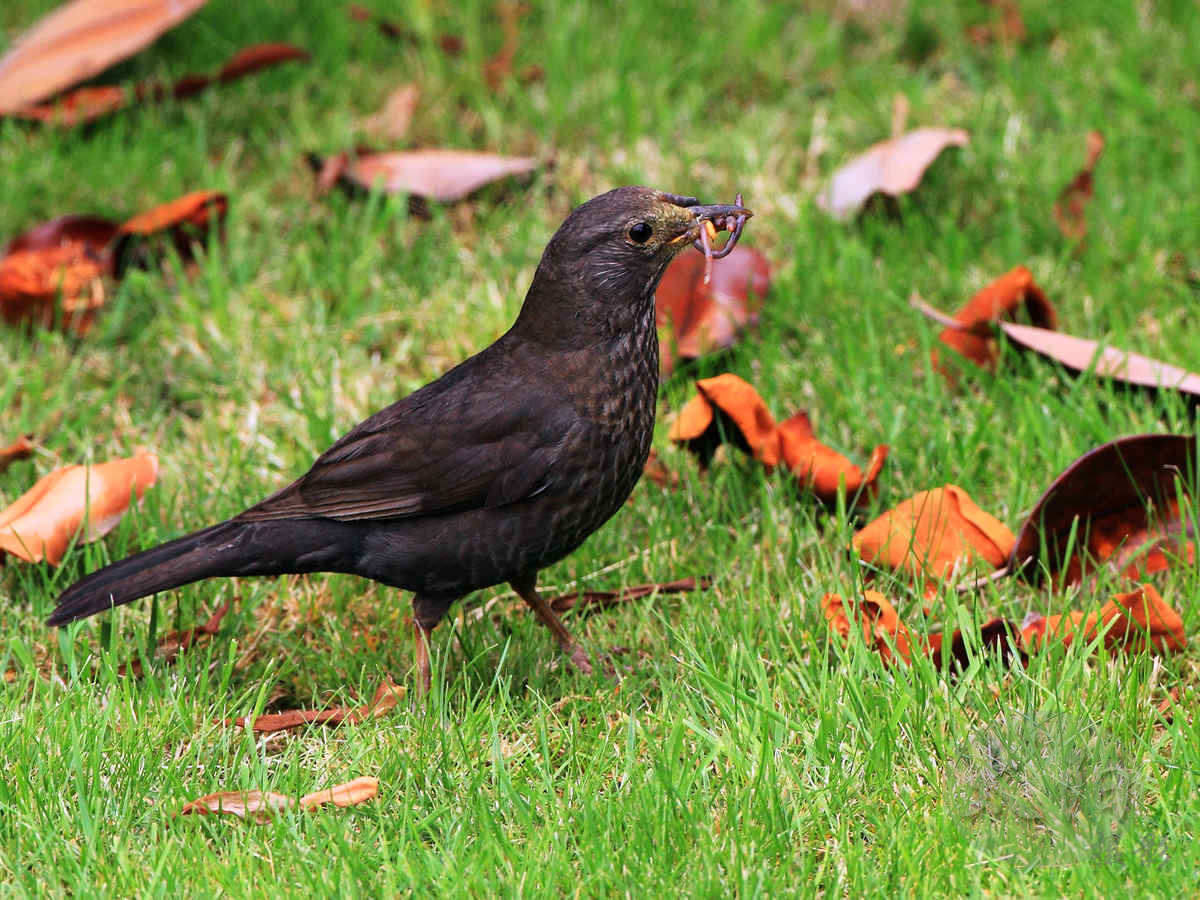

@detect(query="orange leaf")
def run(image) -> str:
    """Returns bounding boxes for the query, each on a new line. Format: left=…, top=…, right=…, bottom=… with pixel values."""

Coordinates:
left=656, top=245, right=771, bottom=375
left=936, top=266, right=1056, bottom=369
left=298, top=776, right=379, bottom=811
left=118, top=190, right=227, bottom=236
left=1100, top=584, right=1186, bottom=654
left=229, top=678, right=405, bottom=733
left=0, top=435, right=35, bottom=473
left=819, top=127, right=969, bottom=221
left=777, top=411, right=888, bottom=504
left=0, top=452, right=158, bottom=564
left=0, top=0, right=209, bottom=115
left=0, top=244, right=107, bottom=333
left=180, top=776, right=377, bottom=823
left=820, top=590, right=912, bottom=665
left=853, top=485, right=1015, bottom=581
left=1053, top=130, right=1104, bottom=241
left=668, top=374, right=780, bottom=466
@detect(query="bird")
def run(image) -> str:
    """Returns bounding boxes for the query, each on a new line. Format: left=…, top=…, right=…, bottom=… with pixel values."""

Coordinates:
left=48, top=186, right=752, bottom=693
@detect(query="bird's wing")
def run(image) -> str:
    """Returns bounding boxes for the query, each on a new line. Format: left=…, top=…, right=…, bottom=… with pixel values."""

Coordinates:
left=237, top=375, right=576, bottom=523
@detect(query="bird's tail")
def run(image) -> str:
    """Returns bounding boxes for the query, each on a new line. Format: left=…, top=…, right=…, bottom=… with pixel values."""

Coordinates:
left=48, top=520, right=283, bottom=625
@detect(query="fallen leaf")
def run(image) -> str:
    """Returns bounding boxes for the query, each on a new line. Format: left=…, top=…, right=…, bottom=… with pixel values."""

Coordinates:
left=1007, top=434, right=1196, bottom=585
left=228, top=677, right=404, bottom=733
left=363, top=83, right=419, bottom=141
left=1, top=191, right=228, bottom=331
left=308, top=149, right=538, bottom=203
left=927, top=617, right=1023, bottom=671
left=967, top=0, right=1027, bottom=45
left=0, top=435, right=35, bottom=473
left=0, top=0, right=209, bottom=114
left=656, top=246, right=771, bottom=375
left=549, top=576, right=711, bottom=614
left=13, top=42, right=308, bottom=126
left=821, top=590, right=912, bottom=665
left=913, top=295, right=1200, bottom=403
left=1156, top=686, right=1180, bottom=722
left=483, top=2, right=530, bottom=90
left=116, top=601, right=230, bottom=677
left=641, top=449, right=678, bottom=488
left=1053, top=130, right=1104, bottom=241
left=1020, top=585, right=1186, bottom=655
left=853, top=485, right=1015, bottom=581
left=347, top=5, right=464, bottom=53
left=819, top=127, right=969, bottom=221
left=0, top=452, right=158, bottom=564
left=669, top=374, right=887, bottom=504
left=931, top=266, right=1057, bottom=370
left=180, top=776, right=377, bottom=823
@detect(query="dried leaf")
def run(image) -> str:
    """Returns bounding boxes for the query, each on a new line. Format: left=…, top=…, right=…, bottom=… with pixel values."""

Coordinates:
left=117, top=190, right=227, bottom=236
left=0, top=244, right=107, bottom=334
left=0, top=435, right=35, bottom=473
left=363, top=83, right=419, bottom=141
left=14, top=43, right=307, bottom=125
left=229, top=677, right=405, bottom=733
left=927, top=617, right=1023, bottom=671
left=0, top=0, right=209, bottom=114
left=819, top=127, right=969, bottom=221
left=821, top=590, right=913, bottom=665
left=1020, top=585, right=1186, bottom=655
left=669, top=374, right=886, bottom=503
left=348, top=5, right=464, bottom=53
left=853, top=485, right=1015, bottom=581
left=641, top=449, right=678, bottom=488
left=116, top=601, right=229, bottom=677
left=656, top=246, right=771, bottom=375
left=0, top=452, right=158, bottom=564
left=5, top=215, right=119, bottom=256
left=966, top=0, right=1027, bottom=45
left=309, top=149, right=537, bottom=203
left=932, top=266, right=1057, bottom=369
left=549, top=576, right=712, bottom=614
left=1008, top=434, right=1196, bottom=585
left=1053, top=131, right=1104, bottom=241
left=180, top=776, right=377, bottom=823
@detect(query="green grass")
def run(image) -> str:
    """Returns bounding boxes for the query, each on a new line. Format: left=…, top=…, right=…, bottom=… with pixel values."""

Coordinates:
left=3, top=0, right=1199, bottom=895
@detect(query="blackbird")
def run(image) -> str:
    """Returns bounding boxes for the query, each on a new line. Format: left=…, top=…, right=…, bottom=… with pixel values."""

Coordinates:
left=49, top=186, right=752, bottom=691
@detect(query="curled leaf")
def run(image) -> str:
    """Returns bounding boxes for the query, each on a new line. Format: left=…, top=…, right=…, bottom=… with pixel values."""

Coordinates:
left=1053, top=130, right=1104, bottom=241
left=308, top=149, right=537, bottom=203
left=228, top=678, right=405, bottom=733
left=777, top=412, right=888, bottom=503
left=1020, top=585, right=1186, bottom=655
left=0, top=244, right=107, bottom=334
left=933, top=266, right=1057, bottom=369
left=0, top=452, right=158, bottom=564
left=853, top=485, right=1015, bottom=581
left=656, top=246, right=771, bottom=375
left=927, top=617, right=1023, bottom=671
left=0, top=0, right=209, bottom=115
left=819, top=127, right=969, bottom=221
left=821, top=590, right=912, bottom=665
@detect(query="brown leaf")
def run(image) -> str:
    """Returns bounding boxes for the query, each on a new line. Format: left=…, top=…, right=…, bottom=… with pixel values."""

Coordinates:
left=549, top=576, right=712, bottom=614
left=483, top=2, right=529, bottom=90
left=927, top=617, right=1023, bottom=671
left=13, top=42, right=307, bottom=125
left=116, top=601, right=230, bottom=677
left=819, top=127, right=969, bottom=221
left=1156, top=686, right=1181, bottom=722
left=363, top=83, right=419, bottom=141
left=229, top=677, right=405, bottom=733
left=853, top=485, right=1015, bottom=581
left=0, top=452, right=158, bottom=564
left=641, top=449, right=678, bottom=488
left=821, top=590, right=913, bottom=665
left=656, top=246, right=771, bottom=375
left=1053, top=131, right=1104, bottom=241
left=1009, top=434, right=1196, bottom=585
left=0, top=435, right=35, bottom=473
left=777, top=411, right=889, bottom=504
left=1020, top=585, right=1186, bottom=655
left=347, top=5, right=464, bottom=53
left=5, top=215, right=119, bottom=256
left=181, top=776, right=377, bottom=823
left=933, top=266, right=1057, bottom=369
left=309, top=149, right=538, bottom=203
left=966, top=0, right=1027, bottom=45
left=0, top=0, right=209, bottom=115
left=0, top=244, right=108, bottom=333
left=117, top=190, right=227, bottom=236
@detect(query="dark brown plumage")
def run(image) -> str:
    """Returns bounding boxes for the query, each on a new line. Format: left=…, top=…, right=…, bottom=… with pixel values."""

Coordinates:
left=49, top=186, right=752, bottom=691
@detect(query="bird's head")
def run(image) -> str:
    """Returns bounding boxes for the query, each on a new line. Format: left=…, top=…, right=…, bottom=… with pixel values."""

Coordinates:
left=516, top=186, right=752, bottom=345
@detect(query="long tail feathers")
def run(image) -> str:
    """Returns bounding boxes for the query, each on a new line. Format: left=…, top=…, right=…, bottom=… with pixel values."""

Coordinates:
left=48, top=521, right=259, bottom=626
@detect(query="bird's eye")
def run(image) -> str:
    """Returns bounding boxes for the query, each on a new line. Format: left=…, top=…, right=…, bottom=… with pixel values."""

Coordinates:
left=628, top=222, right=653, bottom=244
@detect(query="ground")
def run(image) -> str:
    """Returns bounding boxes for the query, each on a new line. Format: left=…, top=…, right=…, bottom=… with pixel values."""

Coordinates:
left=1, top=1, right=1198, bottom=895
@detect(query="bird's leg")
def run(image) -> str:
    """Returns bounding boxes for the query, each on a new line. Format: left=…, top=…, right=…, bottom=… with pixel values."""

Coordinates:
left=412, top=619, right=433, bottom=697
left=510, top=575, right=594, bottom=675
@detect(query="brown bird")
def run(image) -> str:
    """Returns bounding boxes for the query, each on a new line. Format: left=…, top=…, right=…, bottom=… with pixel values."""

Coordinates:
left=49, top=187, right=752, bottom=692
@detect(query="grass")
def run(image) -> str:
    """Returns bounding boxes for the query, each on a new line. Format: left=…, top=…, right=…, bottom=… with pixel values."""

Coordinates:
left=2, top=0, right=1199, bottom=895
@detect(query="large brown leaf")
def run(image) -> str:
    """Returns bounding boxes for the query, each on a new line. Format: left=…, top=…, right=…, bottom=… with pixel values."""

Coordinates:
left=656, top=246, right=771, bottom=375
left=227, top=678, right=405, bottom=733
left=0, top=452, right=158, bottom=564
left=819, top=127, right=969, bottom=221
left=1007, top=434, right=1196, bottom=585
left=0, top=0, right=209, bottom=114
left=310, top=149, right=537, bottom=203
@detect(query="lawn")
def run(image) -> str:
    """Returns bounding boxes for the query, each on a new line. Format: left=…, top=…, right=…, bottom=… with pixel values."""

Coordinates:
left=2, top=0, right=1199, bottom=895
